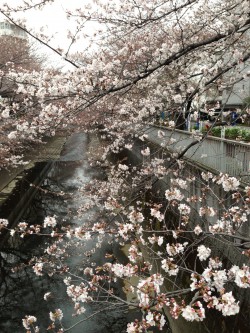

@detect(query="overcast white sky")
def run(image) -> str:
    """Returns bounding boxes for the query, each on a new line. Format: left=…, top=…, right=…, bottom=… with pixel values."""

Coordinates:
left=0, top=0, right=99, bottom=68
left=1, top=1, right=85, bottom=42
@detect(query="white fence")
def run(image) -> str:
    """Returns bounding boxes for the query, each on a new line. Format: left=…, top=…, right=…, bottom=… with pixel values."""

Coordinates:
left=144, top=125, right=250, bottom=183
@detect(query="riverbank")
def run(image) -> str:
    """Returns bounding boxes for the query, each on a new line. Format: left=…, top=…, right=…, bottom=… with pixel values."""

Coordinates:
left=0, top=135, right=67, bottom=246
left=0, top=136, right=67, bottom=193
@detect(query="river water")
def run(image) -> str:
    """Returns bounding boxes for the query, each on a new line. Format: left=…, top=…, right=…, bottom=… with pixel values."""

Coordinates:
left=0, top=133, right=129, bottom=333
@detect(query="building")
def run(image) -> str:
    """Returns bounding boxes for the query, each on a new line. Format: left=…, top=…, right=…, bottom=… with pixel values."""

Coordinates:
left=0, top=21, right=27, bottom=39
left=221, top=62, right=250, bottom=109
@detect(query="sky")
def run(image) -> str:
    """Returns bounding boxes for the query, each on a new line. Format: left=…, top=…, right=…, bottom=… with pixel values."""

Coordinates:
left=0, top=0, right=99, bottom=69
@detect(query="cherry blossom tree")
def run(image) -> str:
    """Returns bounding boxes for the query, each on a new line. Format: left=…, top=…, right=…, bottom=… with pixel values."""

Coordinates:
left=0, top=25, right=47, bottom=167
left=0, top=0, right=249, bottom=332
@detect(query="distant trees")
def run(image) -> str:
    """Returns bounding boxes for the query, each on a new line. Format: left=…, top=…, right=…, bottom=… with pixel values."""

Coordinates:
left=0, top=28, right=43, bottom=96
left=0, top=36, right=41, bottom=71
left=0, top=26, right=49, bottom=168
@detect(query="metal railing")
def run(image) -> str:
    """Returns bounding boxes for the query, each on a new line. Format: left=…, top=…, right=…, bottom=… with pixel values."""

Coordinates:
left=144, top=125, right=250, bottom=183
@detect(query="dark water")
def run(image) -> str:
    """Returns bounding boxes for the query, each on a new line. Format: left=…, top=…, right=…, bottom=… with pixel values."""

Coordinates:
left=0, top=133, right=129, bottom=333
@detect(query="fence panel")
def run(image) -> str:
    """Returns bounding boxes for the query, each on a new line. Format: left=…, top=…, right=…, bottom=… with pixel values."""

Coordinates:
left=144, top=125, right=250, bottom=183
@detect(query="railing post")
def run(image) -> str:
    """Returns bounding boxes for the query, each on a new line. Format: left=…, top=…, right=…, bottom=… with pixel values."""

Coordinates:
left=220, top=126, right=225, bottom=171
left=187, top=114, right=191, bottom=132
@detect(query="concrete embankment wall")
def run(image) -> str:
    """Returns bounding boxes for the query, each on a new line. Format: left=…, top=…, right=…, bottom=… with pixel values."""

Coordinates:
left=0, top=162, right=54, bottom=244
left=121, top=137, right=250, bottom=333
left=0, top=136, right=67, bottom=246
left=126, top=137, right=249, bottom=260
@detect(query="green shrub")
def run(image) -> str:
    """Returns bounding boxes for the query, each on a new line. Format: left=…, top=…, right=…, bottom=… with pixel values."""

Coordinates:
left=210, top=127, right=250, bottom=141
left=225, top=128, right=231, bottom=138
left=225, top=128, right=241, bottom=139
left=211, top=127, right=221, bottom=137
left=241, top=130, right=250, bottom=142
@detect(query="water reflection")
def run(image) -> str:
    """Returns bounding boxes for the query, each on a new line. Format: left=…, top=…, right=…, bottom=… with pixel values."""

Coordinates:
left=0, top=133, right=128, bottom=333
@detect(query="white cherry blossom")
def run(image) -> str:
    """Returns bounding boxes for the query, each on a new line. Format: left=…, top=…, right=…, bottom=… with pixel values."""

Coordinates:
left=197, top=245, right=211, bottom=261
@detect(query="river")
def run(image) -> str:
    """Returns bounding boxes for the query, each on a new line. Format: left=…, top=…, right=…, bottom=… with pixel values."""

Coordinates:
left=0, top=133, right=130, bottom=333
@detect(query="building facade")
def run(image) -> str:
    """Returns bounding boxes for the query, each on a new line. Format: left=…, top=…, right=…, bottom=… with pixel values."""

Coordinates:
left=0, top=21, right=27, bottom=39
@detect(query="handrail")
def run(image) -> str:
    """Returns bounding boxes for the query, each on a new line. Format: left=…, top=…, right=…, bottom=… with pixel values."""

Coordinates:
left=144, top=125, right=250, bottom=183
